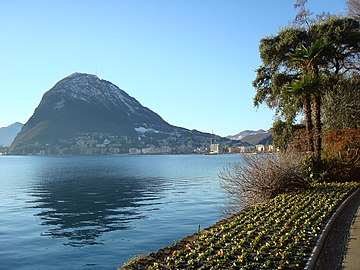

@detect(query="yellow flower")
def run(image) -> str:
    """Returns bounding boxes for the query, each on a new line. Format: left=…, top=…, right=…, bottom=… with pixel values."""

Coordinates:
left=217, top=249, right=224, bottom=256
left=185, top=243, right=191, bottom=249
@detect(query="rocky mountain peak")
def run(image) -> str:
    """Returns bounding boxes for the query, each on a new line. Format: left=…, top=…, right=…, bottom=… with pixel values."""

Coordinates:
left=11, top=73, right=227, bottom=155
left=47, top=73, right=140, bottom=112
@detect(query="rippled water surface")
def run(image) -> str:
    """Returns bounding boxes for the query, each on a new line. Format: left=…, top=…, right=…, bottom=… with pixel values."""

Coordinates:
left=0, top=155, right=242, bottom=269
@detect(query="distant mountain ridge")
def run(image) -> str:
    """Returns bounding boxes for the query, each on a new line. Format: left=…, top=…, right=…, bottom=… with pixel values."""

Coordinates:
left=0, top=122, right=23, bottom=147
left=227, top=129, right=267, bottom=141
left=11, top=73, right=229, bottom=155
left=227, top=129, right=272, bottom=145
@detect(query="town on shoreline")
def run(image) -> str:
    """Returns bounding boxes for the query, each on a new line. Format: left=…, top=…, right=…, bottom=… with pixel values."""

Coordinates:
left=0, top=140, right=275, bottom=156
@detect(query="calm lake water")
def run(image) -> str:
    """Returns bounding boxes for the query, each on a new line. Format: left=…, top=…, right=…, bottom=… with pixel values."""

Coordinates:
left=0, top=154, right=243, bottom=270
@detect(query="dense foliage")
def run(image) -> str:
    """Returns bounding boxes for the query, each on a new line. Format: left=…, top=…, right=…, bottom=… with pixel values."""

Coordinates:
left=322, top=74, right=360, bottom=130
left=299, top=129, right=360, bottom=183
left=253, top=15, right=360, bottom=156
left=120, top=183, right=358, bottom=270
left=271, top=119, right=306, bottom=152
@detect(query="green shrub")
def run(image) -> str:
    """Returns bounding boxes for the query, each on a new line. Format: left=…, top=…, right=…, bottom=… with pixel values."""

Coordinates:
left=302, top=155, right=359, bottom=183
left=301, top=154, right=324, bottom=182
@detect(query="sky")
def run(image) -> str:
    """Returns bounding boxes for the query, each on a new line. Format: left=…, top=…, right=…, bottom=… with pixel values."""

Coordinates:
left=0, top=0, right=347, bottom=137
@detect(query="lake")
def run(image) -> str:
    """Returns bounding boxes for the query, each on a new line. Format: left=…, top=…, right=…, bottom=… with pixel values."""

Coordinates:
left=0, top=154, right=243, bottom=270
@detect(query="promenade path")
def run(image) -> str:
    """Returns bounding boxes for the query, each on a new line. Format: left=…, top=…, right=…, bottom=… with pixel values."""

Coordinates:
left=313, top=188, right=360, bottom=270
left=343, top=206, right=360, bottom=270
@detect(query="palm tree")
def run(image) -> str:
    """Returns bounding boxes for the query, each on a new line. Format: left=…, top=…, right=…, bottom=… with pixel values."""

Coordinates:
left=289, top=39, right=327, bottom=157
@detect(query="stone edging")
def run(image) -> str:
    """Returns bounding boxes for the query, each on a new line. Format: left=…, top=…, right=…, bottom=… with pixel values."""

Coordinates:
left=304, top=187, right=360, bottom=270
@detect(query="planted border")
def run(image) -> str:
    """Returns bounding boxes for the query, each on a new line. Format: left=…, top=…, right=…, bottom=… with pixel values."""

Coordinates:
left=120, top=183, right=359, bottom=270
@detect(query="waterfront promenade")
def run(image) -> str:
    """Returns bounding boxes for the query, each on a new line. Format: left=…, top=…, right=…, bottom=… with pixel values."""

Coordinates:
left=313, top=188, right=360, bottom=270
left=343, top=206, right=360, bottom=270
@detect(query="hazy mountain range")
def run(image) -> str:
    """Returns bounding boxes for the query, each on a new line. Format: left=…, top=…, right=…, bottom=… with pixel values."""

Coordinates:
left=0, top=122, right=23, bottom=147
left=227, top=129, right=273, bottom=145
left=227, top=129, right=268, bottom=140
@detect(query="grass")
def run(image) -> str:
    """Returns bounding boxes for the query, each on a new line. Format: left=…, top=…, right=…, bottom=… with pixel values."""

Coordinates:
left=119, top=182, right=359, bottom=270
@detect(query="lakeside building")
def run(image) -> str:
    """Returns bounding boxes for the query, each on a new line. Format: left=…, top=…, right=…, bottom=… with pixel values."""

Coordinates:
left=210, top=143, right=221, bottom=154
left=194, top=146, right=208, bottom=154
left=129, top=148, right=142, bottom=155
left=256, top=144, right=265, bottom=152
left=239, top=145, right=256, bottom=153
left=268, top=145, right=275, bottom=152
left=254, top=144, right=275, bottom=153
left=228, top=146, right=241, bottom=154
left=141, top=146, right=172, bottom=155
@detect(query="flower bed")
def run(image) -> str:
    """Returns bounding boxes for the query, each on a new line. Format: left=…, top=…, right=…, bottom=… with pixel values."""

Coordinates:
left=120, top=183, right=359, bottom=270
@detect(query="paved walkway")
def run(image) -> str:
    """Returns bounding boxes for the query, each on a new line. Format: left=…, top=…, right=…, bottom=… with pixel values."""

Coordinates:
left=312, top=188, right=360, bottom=270
left=342, top=206, right=360, bottom=270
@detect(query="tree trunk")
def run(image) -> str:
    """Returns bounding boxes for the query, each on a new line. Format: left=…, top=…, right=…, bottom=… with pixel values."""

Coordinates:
left=313, top=94, right=322, bottom=158
left=304, top=93, right=314, bottom=153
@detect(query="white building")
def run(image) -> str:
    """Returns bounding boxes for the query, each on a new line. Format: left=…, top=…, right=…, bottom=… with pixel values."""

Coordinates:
left=256, top=144, right=265, bottom=152
left=129, top=148, right=141, bottom=155
left=210, top=144, right=220, bottom=154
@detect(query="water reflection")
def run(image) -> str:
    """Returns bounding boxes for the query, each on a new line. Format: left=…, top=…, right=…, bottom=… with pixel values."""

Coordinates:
left=28, top=167, right=166, bottom=247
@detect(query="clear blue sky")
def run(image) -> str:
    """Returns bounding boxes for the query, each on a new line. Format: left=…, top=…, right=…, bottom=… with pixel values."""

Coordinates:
left=0, top=0, right=347, bottom=137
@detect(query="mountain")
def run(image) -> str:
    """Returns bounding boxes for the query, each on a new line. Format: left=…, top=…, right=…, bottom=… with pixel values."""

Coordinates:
left=227, top=129, right=267, bottom=141
left=240, top=131, right=273, bottom=145
left=227, top=129, right=272, bottom=145
left=0, top=122, right=23, bottom=147
left=11, top=73, right=229, bottom=155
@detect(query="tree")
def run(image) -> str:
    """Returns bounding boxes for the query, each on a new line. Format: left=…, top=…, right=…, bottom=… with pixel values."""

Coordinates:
left=271, top=118, right=305, bottom=152
left=322, top=74, right=360, bottom=130
left=253, top=16, right=360, bottom=157
left=288, top=39, right=328, bottom=155
left=347, top=0, right=360, bottom=19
